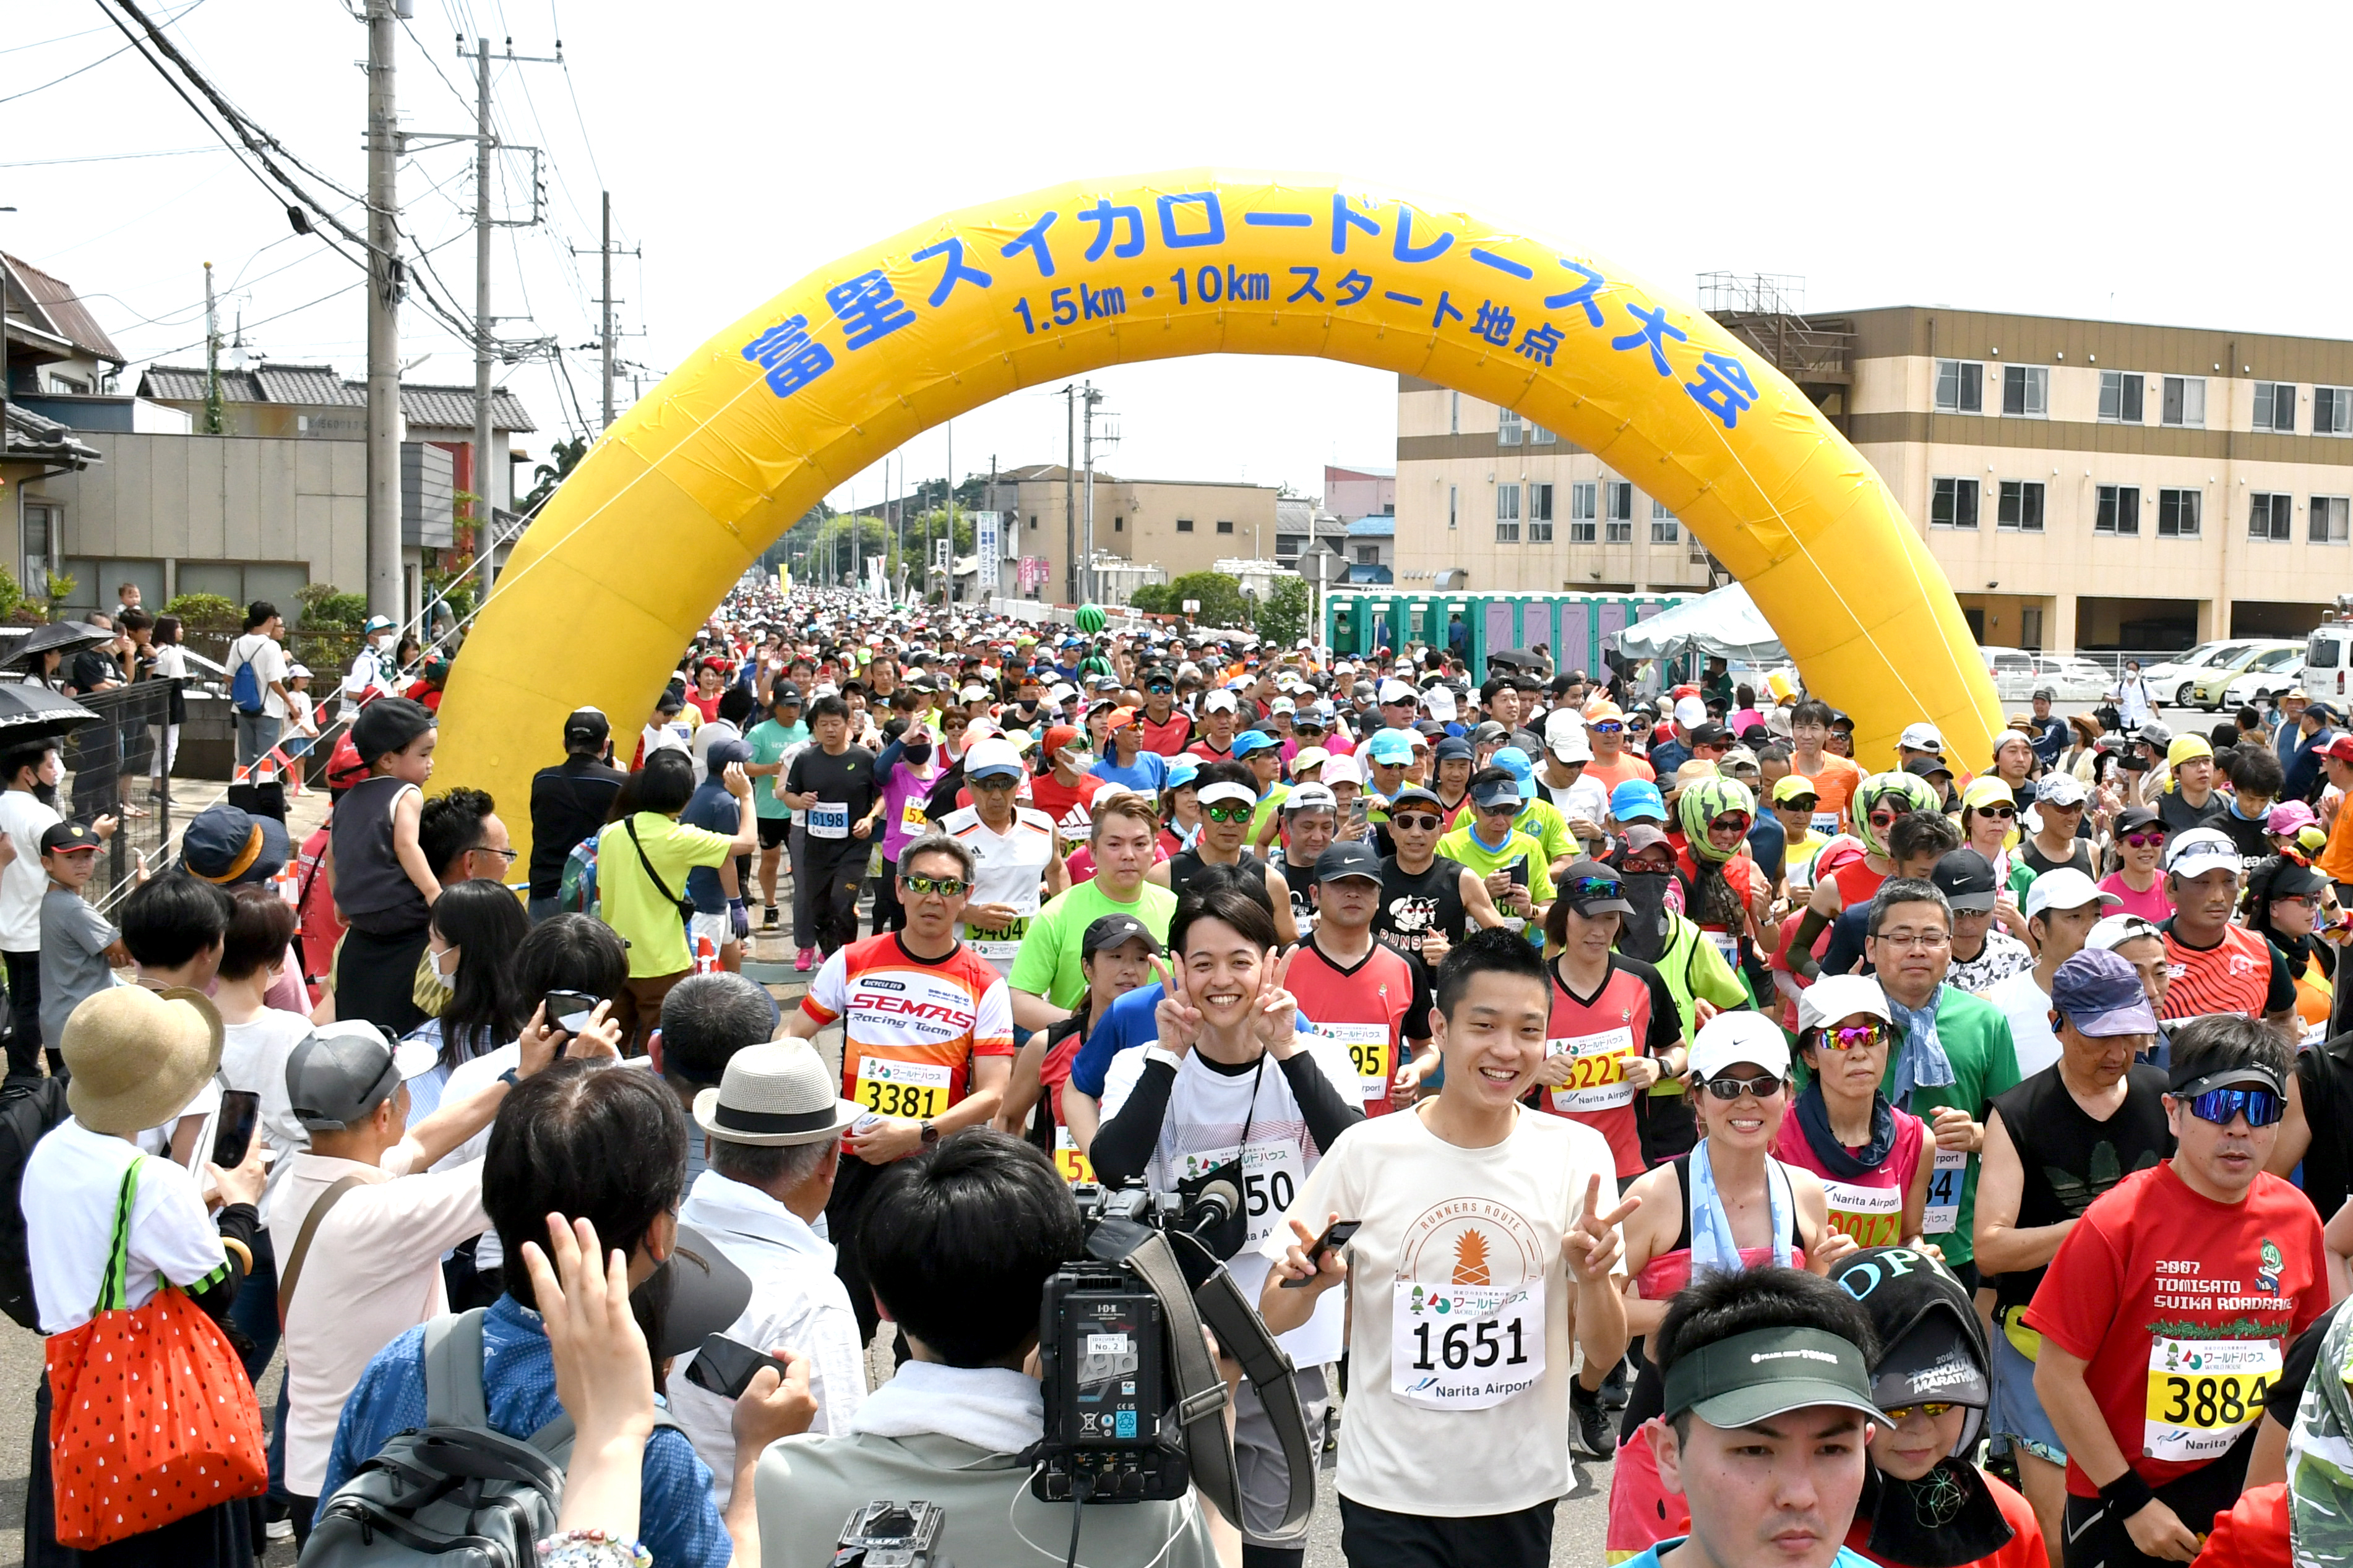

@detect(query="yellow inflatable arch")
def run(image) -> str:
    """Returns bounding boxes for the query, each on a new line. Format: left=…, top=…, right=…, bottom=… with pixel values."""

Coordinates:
left=440, top=168, right=2000, bottom=863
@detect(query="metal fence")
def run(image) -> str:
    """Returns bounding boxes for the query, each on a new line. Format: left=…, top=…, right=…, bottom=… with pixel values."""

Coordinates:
left=179, top=625, right=369, bottom=681
left=50, top=681, right=178, bottom=910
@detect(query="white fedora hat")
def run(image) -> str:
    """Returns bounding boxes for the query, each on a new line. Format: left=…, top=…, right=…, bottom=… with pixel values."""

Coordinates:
left=694, top=1040, right=863, bottom=1148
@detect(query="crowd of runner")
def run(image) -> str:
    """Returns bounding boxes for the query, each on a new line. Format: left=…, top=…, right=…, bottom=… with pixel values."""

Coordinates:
left=14, top=578, right=2353, bottom=1568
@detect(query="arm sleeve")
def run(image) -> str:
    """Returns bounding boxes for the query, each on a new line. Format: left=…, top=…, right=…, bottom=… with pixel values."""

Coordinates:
left=872, top=736, right=905, bottom=782
left=1278, top=1048, right=1364, bottom=1154
left=1089, top=1058, right=1177, bottom=1185
left=1821, top=908, right=1868, bottom=977
left=2266, top=943, right=2299, bottom=1013
left=1643, top=967, right=1685, bottom=1055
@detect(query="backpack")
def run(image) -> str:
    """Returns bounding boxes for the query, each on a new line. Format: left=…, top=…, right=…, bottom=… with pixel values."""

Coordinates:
left=0, top=1073, right=69, bottom=1329
left=299, top=1307, right=680, bottom=1567
left=229, top=638, right=266, bottom=716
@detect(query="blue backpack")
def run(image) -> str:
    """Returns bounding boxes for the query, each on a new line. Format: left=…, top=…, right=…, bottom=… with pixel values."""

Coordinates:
left=230, top=643, right=265, bottom=716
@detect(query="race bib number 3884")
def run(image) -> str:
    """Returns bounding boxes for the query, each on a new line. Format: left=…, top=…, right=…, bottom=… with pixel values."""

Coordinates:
left=2143, top=1336, right=2279, bottom=1462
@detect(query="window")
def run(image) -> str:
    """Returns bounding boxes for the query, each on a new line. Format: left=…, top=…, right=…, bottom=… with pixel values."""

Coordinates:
left=1176, top=517, right=1194, bottom=532
left=172, top=560, right=308, bottom=614
left=1028, top=513, right=1038, bottom=530
left=2250, top=492, right=2293, bottom=541
left=2319, top=387, right=2353, bottom=435
left=2254, top=382, right=2297, bottom=433
left=1997, top=480, right=2044, bottom=531
left=2099, top=371, right=2144, bottom=423
left=2157, top=487, right=2201, bottom=537
left=1113, top=514, right=1124, bottom=532
left=1497, top=409, right=1523, bottom=447
left=20, top=503, right=58, bottom=596
left=1450, top=392, right=1460, bottom=435
left=1930, top=476, right=1979, bottom=529
left=1495, top=482, right=1521, bottom=542
left=1215, top=519, right=1233, bottom=534
left=2002, top=365, right=2048, bottom=418
left=1935, top=359, right=1983, bottom=413
left=1529, top=423, right=1557, bottom=445
left=2161, top=375, right=2206, bottom=427
left=1448, top=484, right=1457, bottom=529
left=2312, top=495, right=2350, bottom=544
left=1570, top=481, right=1597, bottom=542
left=1356, top=545, right=1380, bottom=564
left=2096, top=484, right=2141, bottom=534
left=1605, top=481, right=1633, bottom=542
left=1528, top=482, right=1554, bottom=542
left=1651, top=497, right=1679, bottom=543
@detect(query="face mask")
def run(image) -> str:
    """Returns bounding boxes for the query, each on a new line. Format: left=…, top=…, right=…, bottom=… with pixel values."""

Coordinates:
left=433, top=945, right=460, bottom=982
left=903, top=742, right=932, bottom=765
left=1614, top=870, right=1677, bottom=964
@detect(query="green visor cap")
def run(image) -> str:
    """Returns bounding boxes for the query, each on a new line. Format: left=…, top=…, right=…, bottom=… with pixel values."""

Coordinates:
left=1661, top=1326, right=1883, bottom=1429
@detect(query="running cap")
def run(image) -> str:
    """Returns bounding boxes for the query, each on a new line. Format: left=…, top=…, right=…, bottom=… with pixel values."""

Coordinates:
left=1364, top=731, right=1413, bottom=766
left=1929, top=849, right=2000, bottom=912
left=961, top=739, right=1025, bottom=781
left=1289, top=746, right=1330, bottom=776
left=1082, top=912, right=1164, bottom=958
left=1898, top=722, right=1945, bottom=753
left=1798, top=974, right=1892, bottom=1033
left=1283, top=782, right=1337, bottom=815
left=1314, top=841, right=1383, bottom=886
left=2169, top=1055, right=2287, bottom=1099
left=1672, top=695, right=1708, bottom=729
left=2034, top=772, right=2088, bottom=807
left=1491, top=746, right=1536, bottom=786
left=1163, top=756, right=1201, bottom=791
left=2162, top=827, right=2241, bottom=881
left=1433, top=737, right=1474, bottom=764
left=1771, top=774, right=1820, bottom=806
left=1687, top=1008, right=1792, bottom=1084
left=1231, top=729, right=1280, bottom=758
left=1195, top=781, right=1258, bottom=810
left=2086, top=912, right=2164, bottom=953
left=1320, top=753, right=1361, bottom=787
left=1377, top=679, right=1415, bottom=705
left=1468, top=774, right=1523, bottom=811
left=1608, top=779, right=1667, bottom=823
left=1661, top=1325, right=1883, bottom=1429
left=1200, top=690, right=1239, bottom=715
left=1545, top=714, right=1593, bottom=764
left=1388, top=787, right=1444, bottom=813
left=2023, top=867, right=2120, bottom=919
left=564, top=706, right=611, bottom=747
left=2319, top=734, right=2353, bottom=763
left=2049, top=949, right=2159, bottom=1037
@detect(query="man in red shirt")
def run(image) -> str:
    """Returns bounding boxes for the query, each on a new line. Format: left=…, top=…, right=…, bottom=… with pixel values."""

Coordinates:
left=1027, top=724, right=1105, bottom=860
left=2029, top=1015, right=2325, bottom=1568
left=1285, top=842, right=1434, bottom=1117
left=1185, top=689, right=1241, bottom=761
left=2156, top=828, right=2298, bottom=1036
left=1135, top=669, right=1192, bottom=757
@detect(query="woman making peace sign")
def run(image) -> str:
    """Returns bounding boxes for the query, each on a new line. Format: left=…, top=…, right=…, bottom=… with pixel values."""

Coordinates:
left=1092, top=872, right=1365, bottom=1568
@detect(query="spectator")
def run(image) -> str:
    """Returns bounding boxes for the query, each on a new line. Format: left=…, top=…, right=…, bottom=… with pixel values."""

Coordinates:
left=0, top=741, right=66, bottom=1074
left=322, top=1062, right=743, bottom=1568
left=328, top=696, right=442, bottom=1034
left=116, top=870, right=235, bottom=1166
left=405, top=877, right=533, bottom=1116
left=751, top=1129, right=1221, bottom=1568
left=529, top=706, right=627, bottom=925
left=652, top=970, right=780, bottom=1186
left=225, top=600, right=293, bottom=776
left=419, top=784, right=514, bottom=886
left=213, top=885, right=309, bottom=1381
left=36, top=822, right=125, bottom=1087
left=596, top=747, right=756, bottom=1052
left=666, top=1040, right=866, bottom=1506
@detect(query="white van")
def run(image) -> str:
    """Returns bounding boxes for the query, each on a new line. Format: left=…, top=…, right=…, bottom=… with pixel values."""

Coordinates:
left=2307, top=619, right=2353, bottom=706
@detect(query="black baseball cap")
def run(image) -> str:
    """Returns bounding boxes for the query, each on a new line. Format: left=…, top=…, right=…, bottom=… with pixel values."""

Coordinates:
left=1662, top=1325, right=1883, bottom=1429
left=636, top=1223, right=754, bottom=1360
left=39, top=821, right=100, bottom=857
left=1082, top=912, right=1164, bottom=958
left=564, top=706, right=611, bottom=747
left=1930, top=849, right=1999, bottom=913
left=1689, top=722, right=1734, bottom=748
left=1314, top=841, right=1382, bottom=885
left=770, top=682, right=804, bottom=706
left=1558, top=859, right=1635, bottom=917
left=2112, top=805, right=2161, bottom=836
left=1903, top=755, right=1953, bottom=784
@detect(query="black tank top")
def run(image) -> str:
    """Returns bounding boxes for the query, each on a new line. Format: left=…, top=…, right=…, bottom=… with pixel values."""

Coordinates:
left=331, top=775, right=429, bottom=935
left=1989, top=1063, right=2173, bottom=1315
left=1374, top=855, right=1468, bottom=958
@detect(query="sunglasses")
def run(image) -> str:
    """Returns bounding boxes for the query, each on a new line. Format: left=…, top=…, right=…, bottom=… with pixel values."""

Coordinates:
left=1590, top=722, right=1624, bottom=735
left=1816, top=1022, right=1890, bottom=1052
left=1709, top=814, right=1752, bottom=834
left=1202, top=803, right=1255, bottom=824
left=1703, top=1073, right=1785, bottom=1101
left=900, top=875, right=970, bottom=896
left=1974, top=803, right=2017, bottom=820
left=2122, top=831, right=2166, bottom=849
left=2182, top=1087, right=2285, bottom=1128
left=1880, top=1402, right=1958, bottom=1423
left=1868, top=810, right=1898, bottom=828
left=1561, top=875, right=1622, bottom=900
left=1146, top=683, right=1174, bottom=693
left=1392, top=812, right=1444, bottom=831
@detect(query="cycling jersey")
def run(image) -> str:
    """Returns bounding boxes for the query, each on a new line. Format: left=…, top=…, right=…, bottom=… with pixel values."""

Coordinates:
left=801, top=933, right=1013, bottom=1123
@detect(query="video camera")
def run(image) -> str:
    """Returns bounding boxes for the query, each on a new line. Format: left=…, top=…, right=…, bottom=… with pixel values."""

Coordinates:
left=1028, top=1180, right=1315, bottom=1536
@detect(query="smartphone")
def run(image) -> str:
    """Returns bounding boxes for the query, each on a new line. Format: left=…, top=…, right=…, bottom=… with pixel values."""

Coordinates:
left=1280, top=1218, right=1362, bottom=1288
left=210, top=1090, right=261, bottom=1170
left=543, top=990, right=601, bottom=1035
left=685, top=1333, right=786, bottom=1400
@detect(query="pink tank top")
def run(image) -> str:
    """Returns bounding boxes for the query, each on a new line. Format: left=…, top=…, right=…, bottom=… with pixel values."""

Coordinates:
left=1773, top=1106, right=1925, bottom=1248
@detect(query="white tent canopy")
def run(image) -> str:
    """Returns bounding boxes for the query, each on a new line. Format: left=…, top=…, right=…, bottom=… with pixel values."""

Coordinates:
left=1611, top=581, right=1786, bottom=663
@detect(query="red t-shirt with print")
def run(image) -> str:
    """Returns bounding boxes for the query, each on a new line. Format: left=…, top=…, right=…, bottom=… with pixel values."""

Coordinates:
left=1536, top=954, right=1680, bottom=1178
left=1284, top=936, right=1432, bottom=1118
left=2027, top=1161, right=2326, bottom=1498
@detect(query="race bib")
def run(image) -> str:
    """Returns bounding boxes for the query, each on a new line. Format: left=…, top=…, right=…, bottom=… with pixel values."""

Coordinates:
left=1546, top=1027, right=1637, bottom=1113
left=806, top=800, right=851, bottom=840
left=1307, top=1022, right=1395, bottom=1103
left=962, top=915, right=1030, bottom=974
left=1923, top=1147, right=1968, bottom=1235
left=899, top=799, right=929, bottom=834
left=851, top=1056, right=952, bottom=1120
left=1390, top=1279, right=1546, bottom=1409
left=1820, top=1178, right=1904, bottom=1247
left=1705, top=930, right=1741, bottom=970
left=1179, top=1139, right=1304, bottom=1253
left=1053, top=1124, right=1095, bottom=1187
left=2144, top=1336, right=2281, bottom=1462
left=1812, top=810, right=1839, bottom=837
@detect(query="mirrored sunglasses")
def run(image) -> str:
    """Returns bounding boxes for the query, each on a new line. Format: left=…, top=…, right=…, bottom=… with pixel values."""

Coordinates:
left=1880, top=1402, right=1957, bottom=1423
left=900, top=875, right=970, bottom=896
left=2183, top=1087, right=2284, bottom=1128
left=1703, top=1073, right=1784, bottom=1101
left=1817, top=1022, right=1889, bottom=1052
left=1202, top=803, right=1255, bottom=824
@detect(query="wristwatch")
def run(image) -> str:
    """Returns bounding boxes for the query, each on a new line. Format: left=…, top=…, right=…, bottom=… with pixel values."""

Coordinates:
left=919, top=1119, right=940, bottom=1147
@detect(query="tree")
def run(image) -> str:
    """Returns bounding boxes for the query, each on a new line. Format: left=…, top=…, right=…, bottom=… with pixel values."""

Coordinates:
left=520, top=435, right=588, bottom=515
left=1166, top=571, right=1249, bottom=631
left=1254, top=575, right=1310, bottom=649
left=296, top=582, right=369, bottom=628
left=1128, top=583, right=1174, bottom=615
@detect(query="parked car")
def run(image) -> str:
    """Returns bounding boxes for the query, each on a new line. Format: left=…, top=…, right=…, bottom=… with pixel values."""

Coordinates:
left=2030, top=654, right=2113, bottom=701
left=2308, top=619, right=2353, bottom=708
left=1979, top=646, right=2041, bottom=702
left=2221, top=643, right=2310, bottom=709
left=2189, top=641, right=2302, bottom=711
left=2141, top=641, right=2259, bottom=708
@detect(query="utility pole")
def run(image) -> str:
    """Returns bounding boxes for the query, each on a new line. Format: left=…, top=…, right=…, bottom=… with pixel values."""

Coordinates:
left=600, top=192, right=614, bottom=429
left=364, top=0, right=402, bottom=622
left=470, top=37, right=494, bottom=602
left=1061, top=384, right=1077, bottom=605
left=202, top=262, right=223, bottom=435
left=942, top=421, right=954, bottom=606
left=1080, top=381, right=1105, bottom=607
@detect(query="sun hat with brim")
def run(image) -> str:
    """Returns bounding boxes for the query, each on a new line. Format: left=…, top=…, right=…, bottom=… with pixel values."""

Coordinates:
left=694, top=1040, right=862, bottom=1149
left=1688, top=1009, right=1792, bottom=1084
left=639, top=1223, right=754, bottom=1361
left=1662, top=1325, right=1884, bottom=1429
left=179, top=803, right=292, bottom=885
left=62, top=986, right=223, bottom=1137
left=1798, top=974, right=1891, bottom=1034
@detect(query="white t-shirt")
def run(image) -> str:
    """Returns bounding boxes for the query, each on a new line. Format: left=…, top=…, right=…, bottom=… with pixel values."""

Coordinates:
left=0, top=788, right=61, bottom=950
left=1987, top=966, right=2060, bottom=1078
left=24, top=1118, right=228, bottom=1334
left=220, top=1006, right=316, bottom=1215
left=1099, top=1037, right=1359, bottom=1366
left=690, top=718, right=742, bottom=776
left=229, top=632, right=290, bottom=721
left=1263, top=1104, right=1619, bottom=1518
left=940, top=803, right=1056, bottom=974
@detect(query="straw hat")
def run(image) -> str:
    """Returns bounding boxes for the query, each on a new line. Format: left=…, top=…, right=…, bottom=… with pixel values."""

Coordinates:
left=62, top=986, right=223, bottom=1136
left=694, top=1040, right=862, bottom=1148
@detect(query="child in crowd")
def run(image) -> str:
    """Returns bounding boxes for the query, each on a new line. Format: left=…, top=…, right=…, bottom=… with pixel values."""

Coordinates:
left=36, top=821, right=122, bottom=1066
left=327, top=697, right=441, bottom=1034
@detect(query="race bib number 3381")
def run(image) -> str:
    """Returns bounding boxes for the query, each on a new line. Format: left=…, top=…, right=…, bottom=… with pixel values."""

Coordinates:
left=853, top=1056, right=951, bottom=1119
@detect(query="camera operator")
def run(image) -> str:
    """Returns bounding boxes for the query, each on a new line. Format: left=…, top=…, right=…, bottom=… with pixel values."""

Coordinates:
left=752, top=1128, right=1221, bottom=1568
left=1091, top=880, right=1364, bottom=1568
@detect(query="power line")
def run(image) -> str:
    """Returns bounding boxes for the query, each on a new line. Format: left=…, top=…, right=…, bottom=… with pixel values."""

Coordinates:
left=0, top=145, right=222, bottom=168
left=0, top=1, right=213, bottom=106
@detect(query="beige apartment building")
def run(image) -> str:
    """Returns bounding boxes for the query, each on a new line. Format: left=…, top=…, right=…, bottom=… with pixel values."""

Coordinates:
left=1392, top=301, right=2353, bottom=654
left=978, top=464, right=1282, bottom=603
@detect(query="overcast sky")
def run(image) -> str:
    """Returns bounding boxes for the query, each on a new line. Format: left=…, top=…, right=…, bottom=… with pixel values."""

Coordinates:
left=9, top=2, right=2349, bottom=518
